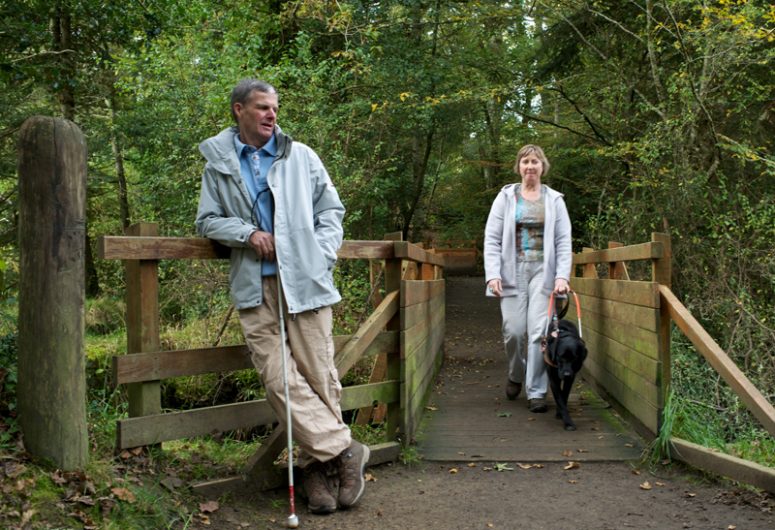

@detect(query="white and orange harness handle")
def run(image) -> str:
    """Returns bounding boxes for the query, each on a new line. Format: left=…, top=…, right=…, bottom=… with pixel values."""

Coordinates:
left=543, top=289, right=583, bottom=339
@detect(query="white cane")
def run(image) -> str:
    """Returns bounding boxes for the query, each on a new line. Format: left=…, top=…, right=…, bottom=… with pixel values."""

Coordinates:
left=277, top=283, right=299, bottom=528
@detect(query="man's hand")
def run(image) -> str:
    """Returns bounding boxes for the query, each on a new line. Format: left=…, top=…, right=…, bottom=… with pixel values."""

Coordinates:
left=487, top=279, right=502, bottom=297
left=248, top=230, right=276, bottom=262
left=554, top=278, right=569, bottom=295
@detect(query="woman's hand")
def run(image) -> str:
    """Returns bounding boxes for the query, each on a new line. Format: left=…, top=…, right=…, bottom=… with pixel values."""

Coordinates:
left=553, top=278, right=569, bottom=295
left=487, top=279, right=502, bottom=297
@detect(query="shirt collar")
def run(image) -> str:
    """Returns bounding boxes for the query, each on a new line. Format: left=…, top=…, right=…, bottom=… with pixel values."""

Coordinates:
left=233, top=130, right=277, bottom=157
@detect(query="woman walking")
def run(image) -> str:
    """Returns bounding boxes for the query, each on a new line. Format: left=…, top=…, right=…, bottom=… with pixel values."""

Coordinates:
left=483, top=144, right=573, bottom=412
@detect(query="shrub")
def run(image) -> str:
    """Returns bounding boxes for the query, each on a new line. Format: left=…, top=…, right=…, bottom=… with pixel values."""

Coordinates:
left=85, top=296, right=126, bottom=335
left=0, top=333, right=19, bottom=449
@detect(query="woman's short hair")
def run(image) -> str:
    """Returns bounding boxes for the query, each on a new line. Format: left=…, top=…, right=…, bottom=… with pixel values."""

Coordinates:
left=230, top=79, right=278, bottom=123
left=513, top=144, right=550, bottom=177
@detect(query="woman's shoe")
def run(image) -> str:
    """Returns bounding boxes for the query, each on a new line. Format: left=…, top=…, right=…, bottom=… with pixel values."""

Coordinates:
left=505, top=380, right=522, bottom=400
left=528, top=397, right=548, bottom=413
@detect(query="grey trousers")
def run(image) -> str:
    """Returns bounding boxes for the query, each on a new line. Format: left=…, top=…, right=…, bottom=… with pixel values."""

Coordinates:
left=500, top=261, right=549, bottom=400
left=238, top=276, right=351, bottom=467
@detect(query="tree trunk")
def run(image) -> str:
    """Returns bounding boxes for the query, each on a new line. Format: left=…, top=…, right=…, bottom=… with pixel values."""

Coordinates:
left=17, top=116, right=89, bottom=470
left=109, top=85, right=131, bottom=230
left=51, top=4, right=76, bottom=121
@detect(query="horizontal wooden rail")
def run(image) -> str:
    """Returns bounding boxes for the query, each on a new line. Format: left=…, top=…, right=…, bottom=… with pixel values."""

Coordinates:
left=572, top=277, right=660, bottom=308
left=117, top=380, right=399, bottom=449
left=337, top=240, right=395, bottom=259
left=98, top=236, right=227, bottom=260
left=99, top=237, right=398, bottom=261
left=573, top=241, right=663, bottom=265
left=670, top=438, right=775, bottom=494
left=393, top=241, right=446, bottom=267
left=660, top=285, right=775, bottom=437
left=114, top=332, right=399, bottom=385
left=99, top=236, right=446, bottom=268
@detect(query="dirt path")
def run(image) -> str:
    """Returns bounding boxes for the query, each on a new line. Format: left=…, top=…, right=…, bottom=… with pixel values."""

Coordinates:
left=200, top=277, right=774, bottom=529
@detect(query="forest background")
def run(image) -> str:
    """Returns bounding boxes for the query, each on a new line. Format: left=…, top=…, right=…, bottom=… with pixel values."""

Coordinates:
left=0, top=0, right=773, bottom=526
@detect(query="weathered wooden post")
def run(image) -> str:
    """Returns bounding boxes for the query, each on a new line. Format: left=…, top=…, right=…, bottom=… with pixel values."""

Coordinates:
left=652, top=232, right=672, bottom=431
left=17, top=116, right=88, bottom=469
left=384, top=245, right=403, bottom=443
left=123, top=223, right=161, bottom=421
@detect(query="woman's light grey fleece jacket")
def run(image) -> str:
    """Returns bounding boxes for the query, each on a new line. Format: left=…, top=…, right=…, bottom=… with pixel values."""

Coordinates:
left=195, top=126, right=344, bottom=314
left=483, top=183, right=572, bottom=297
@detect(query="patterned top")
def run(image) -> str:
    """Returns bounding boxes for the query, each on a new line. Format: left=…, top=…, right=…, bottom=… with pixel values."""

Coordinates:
left=514, top=190, right=545, bottom=262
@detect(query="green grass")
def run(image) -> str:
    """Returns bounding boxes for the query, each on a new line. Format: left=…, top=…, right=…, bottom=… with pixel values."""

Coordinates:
left=644, top=335, right=775, bottom=473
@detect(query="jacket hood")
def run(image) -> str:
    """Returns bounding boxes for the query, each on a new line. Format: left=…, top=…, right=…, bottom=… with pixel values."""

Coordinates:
left=499, top=182, right=564, bottom=200
left=198, top=125, right=292, bottom=174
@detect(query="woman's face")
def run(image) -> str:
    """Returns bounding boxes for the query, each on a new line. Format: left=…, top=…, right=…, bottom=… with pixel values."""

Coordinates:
left=518, top=152, right=543, bottom=185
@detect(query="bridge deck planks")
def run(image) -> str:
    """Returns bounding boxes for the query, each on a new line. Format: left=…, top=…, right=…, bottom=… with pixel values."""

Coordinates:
left=416, top=276, right=643, bottom=463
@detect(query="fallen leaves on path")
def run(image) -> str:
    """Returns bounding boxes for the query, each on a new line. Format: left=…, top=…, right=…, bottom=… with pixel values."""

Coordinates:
left=564, top=462, right=580, bottom=471
left=199, top=500, right=220, bottom=513
left=111, top=487, right=136, bottom=503
left=640, top=481, right=652, bottom=490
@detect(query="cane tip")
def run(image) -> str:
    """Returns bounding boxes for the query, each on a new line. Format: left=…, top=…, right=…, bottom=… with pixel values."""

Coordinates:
left=287, top=514, right=299, bottom=528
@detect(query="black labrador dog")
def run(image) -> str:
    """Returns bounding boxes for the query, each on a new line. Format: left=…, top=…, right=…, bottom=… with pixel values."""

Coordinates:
left=544, top=301, right=588, bottom=431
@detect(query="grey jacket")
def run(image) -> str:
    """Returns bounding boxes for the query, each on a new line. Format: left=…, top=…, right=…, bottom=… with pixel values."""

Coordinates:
left=483, top=183, right=572, bottom=297
left=195, top=126, right=345, bottom=313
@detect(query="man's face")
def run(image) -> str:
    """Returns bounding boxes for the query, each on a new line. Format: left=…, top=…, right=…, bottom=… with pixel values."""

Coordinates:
left=233, top=90, right=278, bottom=147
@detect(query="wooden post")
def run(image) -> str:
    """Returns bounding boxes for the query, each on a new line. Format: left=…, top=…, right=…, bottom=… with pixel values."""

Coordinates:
left=358, top=232, right=404, bottom=424
left=607, top=241, right=630, bottom=280
left=582, top=247, right=598, bottom=278
left=652, top=232, right=672, bottom=431
left=17, top=116, right=88, bottom=469
left=124, top=223, right=161, bottom=420
left=384, top=250, right=403, bottom=443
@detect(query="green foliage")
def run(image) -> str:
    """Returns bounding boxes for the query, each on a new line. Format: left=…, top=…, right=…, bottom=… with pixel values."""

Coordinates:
left=669, top=328, right=775, bottom=468
left=86, top=296, right=126, bottom=335
left=333, top=259, right=374, bottom=335
left=0, top=333, right=19, bottom=450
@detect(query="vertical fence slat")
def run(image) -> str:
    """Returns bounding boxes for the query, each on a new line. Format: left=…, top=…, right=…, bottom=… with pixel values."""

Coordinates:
left=651, top=232, right=672, bottom=431
left=124, top=223, right=161, bottom=420
left=384, top=251, right=403, bottom=442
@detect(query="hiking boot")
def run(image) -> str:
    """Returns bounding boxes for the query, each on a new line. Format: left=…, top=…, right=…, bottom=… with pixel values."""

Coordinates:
left=528, top=397, right=548, bottom=413
left=505, top=380, right=522, bottom=400
left=302, top=462, right=338, bottom=515
left=336, top=440, right=370, bottom=508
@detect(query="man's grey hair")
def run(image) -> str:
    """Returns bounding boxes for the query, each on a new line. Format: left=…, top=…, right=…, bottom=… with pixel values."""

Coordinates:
left=230, top=79, right=278, bottom=123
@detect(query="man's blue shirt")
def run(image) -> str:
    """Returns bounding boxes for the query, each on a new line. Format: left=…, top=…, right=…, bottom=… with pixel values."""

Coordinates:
left=234, top=132, right=277, bottom=276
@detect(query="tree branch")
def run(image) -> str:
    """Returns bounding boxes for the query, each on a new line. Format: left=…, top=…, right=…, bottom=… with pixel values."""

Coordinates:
left=10, top=49, right=75, bottom=64
left=547, top=85, right=612, bottom=145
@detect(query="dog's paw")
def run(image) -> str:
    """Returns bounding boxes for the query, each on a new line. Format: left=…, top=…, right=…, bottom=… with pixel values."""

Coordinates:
left=564, top=423, right=577, bottom=431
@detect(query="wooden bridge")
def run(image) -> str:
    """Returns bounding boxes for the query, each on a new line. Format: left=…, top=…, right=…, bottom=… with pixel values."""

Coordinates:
left=98, top=228, right=775, bottom=494
left=16, top=118, right=773, bottom=495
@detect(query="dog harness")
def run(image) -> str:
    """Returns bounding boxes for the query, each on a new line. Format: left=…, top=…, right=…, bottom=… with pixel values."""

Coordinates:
left=541, top=290, right=583, bottom=367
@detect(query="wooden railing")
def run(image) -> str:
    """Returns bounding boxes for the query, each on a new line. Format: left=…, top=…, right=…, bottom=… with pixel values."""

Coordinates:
left=98, top=223, right=446, bottom=492
left=570, top=233, right=671, bottom=435
left=429, top=238, right=479, bottom=275
left=572, top=232, right=775, bottom=493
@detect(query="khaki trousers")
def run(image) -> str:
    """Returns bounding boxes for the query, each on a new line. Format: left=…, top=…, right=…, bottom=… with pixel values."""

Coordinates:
left=239, top=276, right=351, bottom=466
